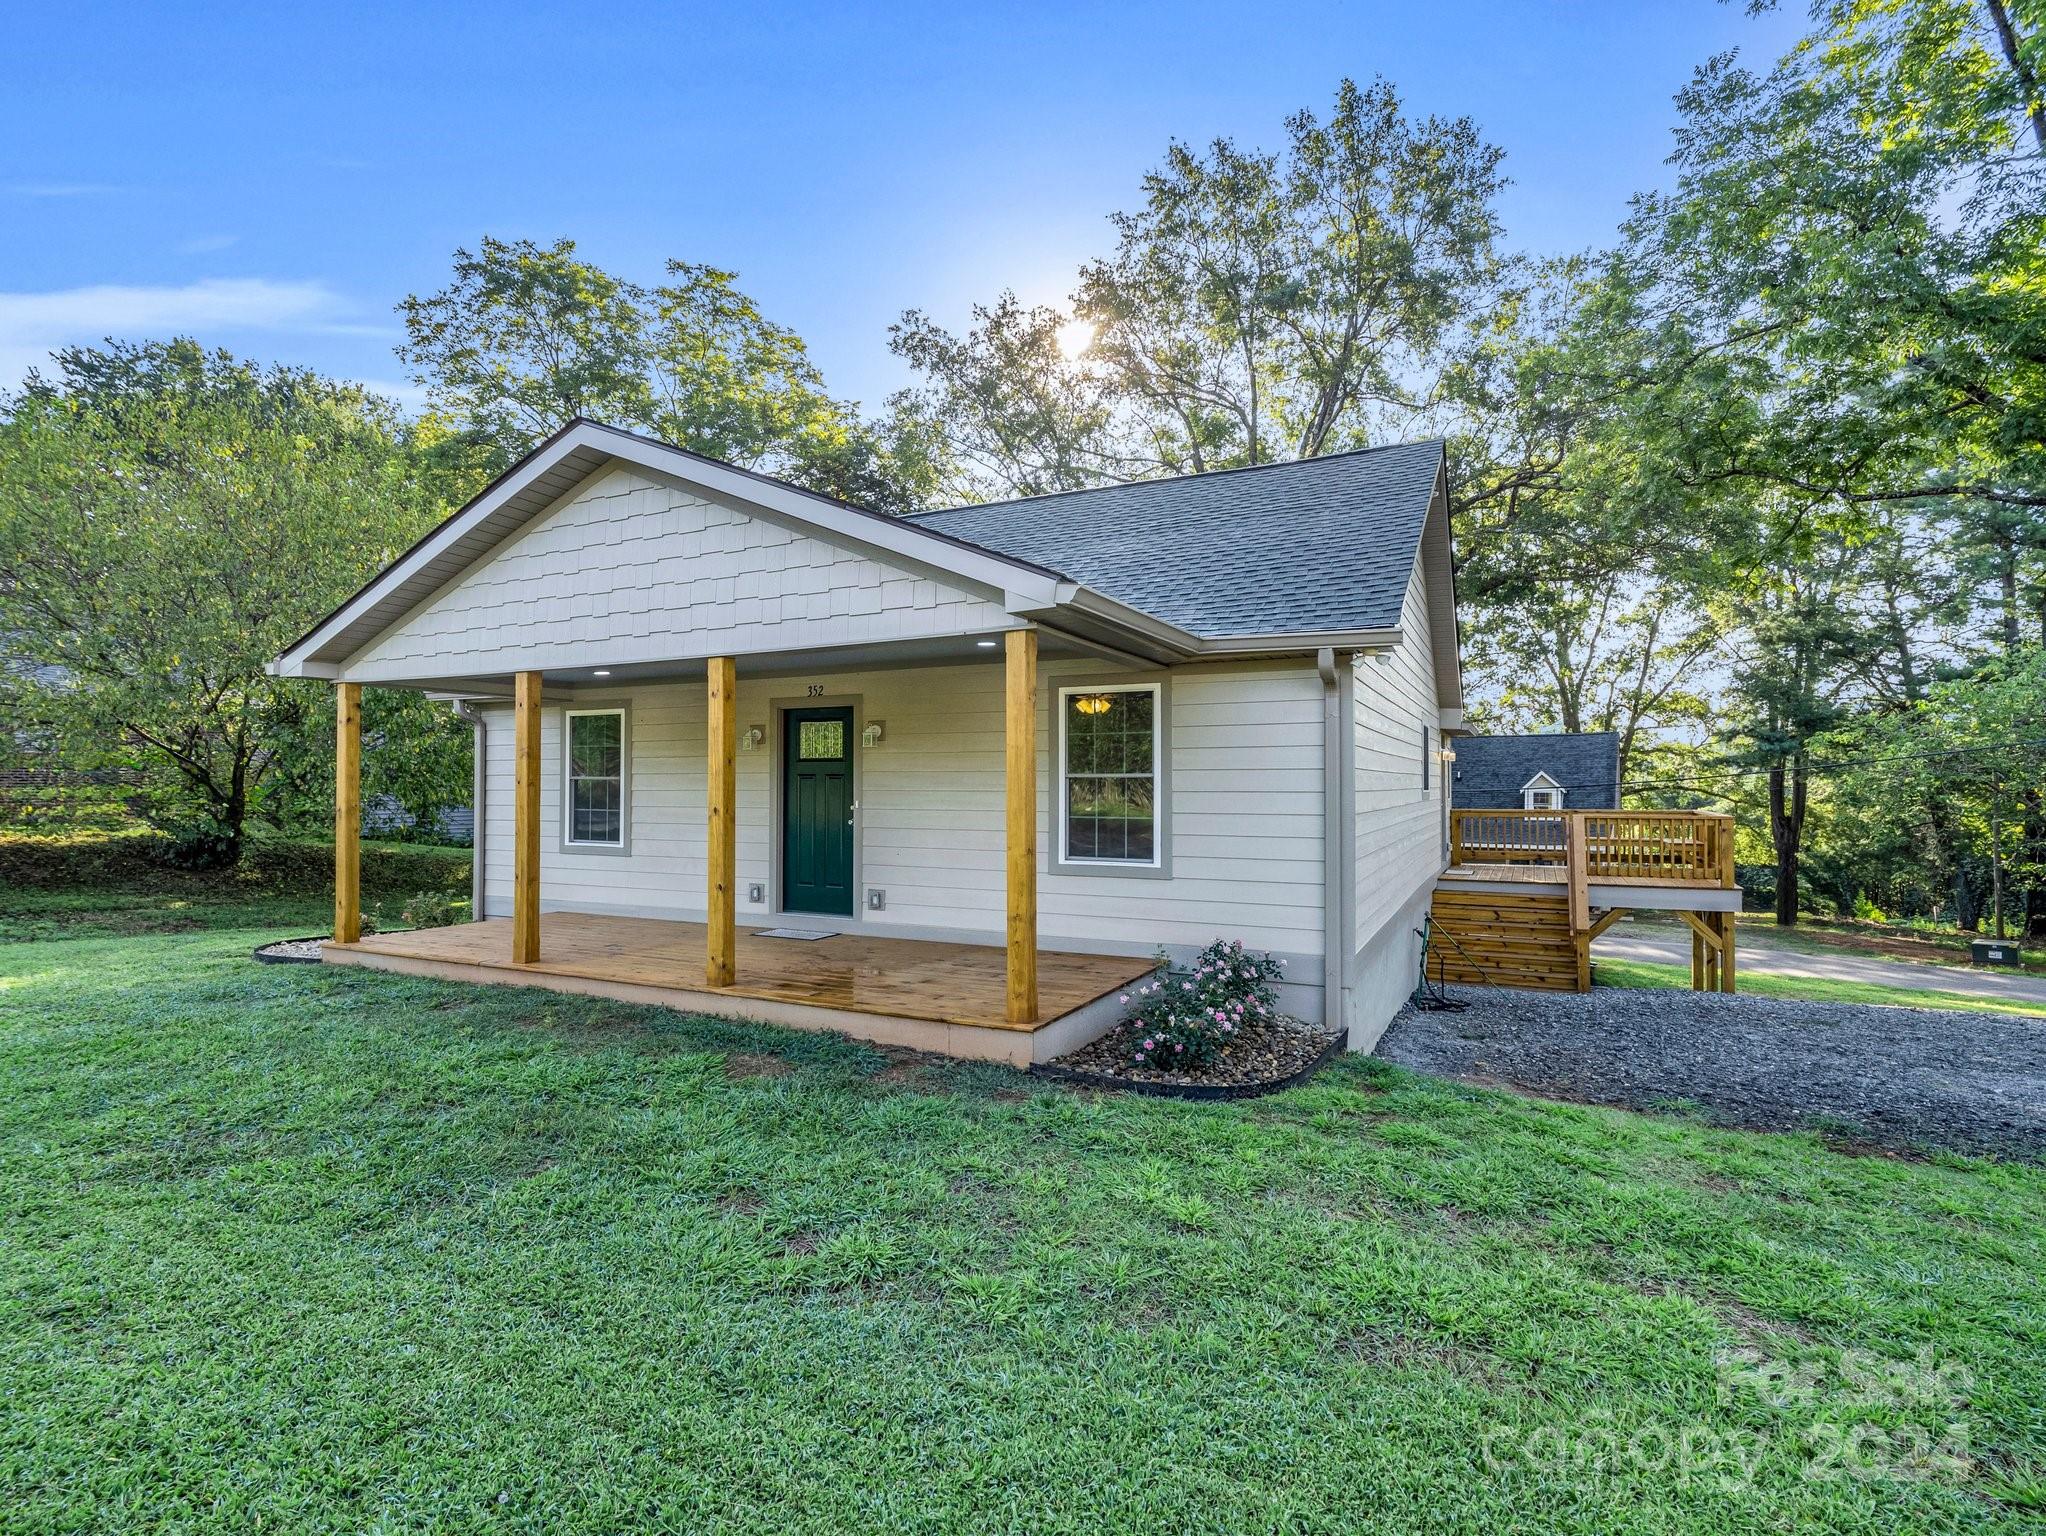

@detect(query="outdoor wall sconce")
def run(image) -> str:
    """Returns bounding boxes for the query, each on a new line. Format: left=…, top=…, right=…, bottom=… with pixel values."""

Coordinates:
left=862, top=721, right=885, bottom=747
left=738, top=725, right=765, bottom=752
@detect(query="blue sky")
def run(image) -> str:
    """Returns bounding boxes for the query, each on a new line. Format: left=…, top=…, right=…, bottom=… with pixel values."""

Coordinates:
left=1, top=1, right=1803, bottom=412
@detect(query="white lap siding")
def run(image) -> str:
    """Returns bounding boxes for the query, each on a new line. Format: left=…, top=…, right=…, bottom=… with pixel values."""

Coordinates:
left=478, top=657, right=1329, bottom=1009
left=1346, top=554, right=1449, bottom=1048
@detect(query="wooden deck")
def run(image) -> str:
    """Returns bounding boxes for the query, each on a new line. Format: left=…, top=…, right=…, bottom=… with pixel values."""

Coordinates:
left=1432, top=809, right=1742, bottom=994
left=323, top=912, right=1154, bottom=1064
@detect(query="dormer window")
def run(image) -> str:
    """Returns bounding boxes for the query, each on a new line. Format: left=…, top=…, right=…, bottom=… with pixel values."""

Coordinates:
left=1521, top=772, right=1564, bottom=811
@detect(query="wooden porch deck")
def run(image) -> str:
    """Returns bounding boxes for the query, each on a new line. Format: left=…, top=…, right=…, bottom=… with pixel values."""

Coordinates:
left=323, top=912, right=1155, bottom=1065
left=1432, top=810, right=1743, bottom=994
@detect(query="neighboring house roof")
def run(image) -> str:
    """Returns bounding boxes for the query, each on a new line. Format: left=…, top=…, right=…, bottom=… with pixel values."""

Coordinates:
left=908, top=441, right=1447, bottom=638
left=271, top=419, right=1457, bottom=698
left=1451, top=732, right=1620, bottom=810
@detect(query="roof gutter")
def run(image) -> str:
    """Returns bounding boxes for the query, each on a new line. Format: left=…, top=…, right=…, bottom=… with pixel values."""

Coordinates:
left=1038, top=583, right=1404, bottom=662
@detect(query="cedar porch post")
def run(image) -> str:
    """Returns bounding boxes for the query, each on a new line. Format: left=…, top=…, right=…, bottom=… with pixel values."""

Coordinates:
left=334, top=682, right=361, bottom=944
left=707, top=656, right=737, bottom=987
left=1005, top=629, right=1039, bottom=1024
left=512, top=670, right=542, bottom=963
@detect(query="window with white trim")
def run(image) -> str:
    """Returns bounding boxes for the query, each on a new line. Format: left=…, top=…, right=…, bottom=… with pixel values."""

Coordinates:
left=1523, top=783, right=1562, bottom=811
left=564, top=708, right=626, bottom=846
left=1058, top=683, right=1159, bottom=865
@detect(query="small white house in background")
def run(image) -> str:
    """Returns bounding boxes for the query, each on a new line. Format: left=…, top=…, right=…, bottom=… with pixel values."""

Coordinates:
left=271, top=419, right=1463, bottom=1060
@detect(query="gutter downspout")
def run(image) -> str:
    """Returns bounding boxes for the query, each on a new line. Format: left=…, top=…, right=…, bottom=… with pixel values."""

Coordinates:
left=1318, top=648, right=1354, bottom=1038
left=452, top=700, right=486, bottom=920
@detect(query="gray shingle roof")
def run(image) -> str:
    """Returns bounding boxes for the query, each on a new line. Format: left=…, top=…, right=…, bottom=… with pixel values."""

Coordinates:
left=1451, top=732, right=1620, bottom=811
left=908, top=441, right=1445, bottom=638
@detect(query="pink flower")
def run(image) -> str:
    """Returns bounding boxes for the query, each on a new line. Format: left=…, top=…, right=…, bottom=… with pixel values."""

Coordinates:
left=1142, top=1038, right=1155, bottom=1050
left=1134, top=1052, right=1145, bottom=1061
left=1174, top=1042, right=1184, bottom=1052
left=1119, top=995, right=1130, bottom=1005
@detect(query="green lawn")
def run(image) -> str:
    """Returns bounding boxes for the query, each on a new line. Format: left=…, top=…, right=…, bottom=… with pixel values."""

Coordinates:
left=1594, top=955, right=2046, bottom=1021
left=3, top=920, right=2041, bottom=1532
left=0, top=830, right=468, bottom=942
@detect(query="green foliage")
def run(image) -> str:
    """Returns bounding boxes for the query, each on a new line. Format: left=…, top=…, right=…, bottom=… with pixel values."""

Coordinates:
left=0, top=829, right=468, bottom=941
left=1123, top=938, right=1286, bottom=1069
left=0, top=341, right=466, bottom=860
left=399, top=237, right=944, bottom=513
left=892, top=78, right=1511, bottom=500
left=1820, top=651, right=2046, bottom=928
left=2, top=924, right=2040, bottom=1529
left=398, top=889, right=465, bottom=929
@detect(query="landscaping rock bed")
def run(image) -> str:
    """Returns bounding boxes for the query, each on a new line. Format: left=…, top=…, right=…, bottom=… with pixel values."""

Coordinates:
left=1035, top=1015, right=1345, bottom=1099
left=253, top=937, right=328, bottom=964
left=1378, top=984, right=2046, bottom=1160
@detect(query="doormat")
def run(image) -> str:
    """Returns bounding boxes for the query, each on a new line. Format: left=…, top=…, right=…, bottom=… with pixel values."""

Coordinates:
left=754, top=928, right=837, bottom=941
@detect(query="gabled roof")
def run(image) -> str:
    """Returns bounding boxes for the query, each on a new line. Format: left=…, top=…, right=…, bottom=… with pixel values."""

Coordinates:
left=909, top=441, right=1446, bottom=638
left=270, top=419, right=1455, bottom=682
left=1451, top=732, right=1621, bottom=811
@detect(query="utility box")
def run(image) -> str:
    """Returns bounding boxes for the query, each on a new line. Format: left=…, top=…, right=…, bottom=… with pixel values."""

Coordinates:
left=1971, top=939, right=2024, bottom=967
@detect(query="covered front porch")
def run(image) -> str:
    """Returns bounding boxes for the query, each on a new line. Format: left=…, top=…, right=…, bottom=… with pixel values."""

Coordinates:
left=325, top=910, right=1153, bottom=1065
left=328, top=628, right=1084, bottom=1059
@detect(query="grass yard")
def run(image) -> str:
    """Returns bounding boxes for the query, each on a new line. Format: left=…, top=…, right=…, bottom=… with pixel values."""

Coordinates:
left=2, top=918, right=2042, bottom=1532
left=0, top=831, right=469, bottom=942
left=1593, top=955, right=2046, bottom=1021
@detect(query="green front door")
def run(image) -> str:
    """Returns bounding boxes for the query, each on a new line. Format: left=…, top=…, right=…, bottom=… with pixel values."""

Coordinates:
left=782, top=707, right=854, bottom=916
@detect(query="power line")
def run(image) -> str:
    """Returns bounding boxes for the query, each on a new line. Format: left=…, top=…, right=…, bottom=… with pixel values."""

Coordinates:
left=1451, top=729, right=2046, bottom=797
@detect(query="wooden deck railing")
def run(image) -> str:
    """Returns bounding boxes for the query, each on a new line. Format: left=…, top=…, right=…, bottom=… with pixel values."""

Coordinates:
left=1451, top=809, right=1735, bottom=888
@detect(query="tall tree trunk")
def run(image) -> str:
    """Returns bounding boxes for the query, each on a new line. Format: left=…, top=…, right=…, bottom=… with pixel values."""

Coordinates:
left=1955, top=862, right=1981, bottom=933
left=1985, top=0, right=2046, bottom=155
left=1769, top=754, right=1806, bottom=927
left=2024, top=787, right=2046, bottom=940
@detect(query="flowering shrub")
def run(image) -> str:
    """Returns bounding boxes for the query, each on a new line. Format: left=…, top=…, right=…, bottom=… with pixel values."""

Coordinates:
left=1119, top=938, right=1285, bottom=1070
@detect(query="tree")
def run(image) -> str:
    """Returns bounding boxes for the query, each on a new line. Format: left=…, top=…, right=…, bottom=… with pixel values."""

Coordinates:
left=0, top=342, right=457, bottom=863
left=888, top=295, right=1131, bottom=500
left=1628, top=0, right=2046, bottom=516
left=890, top=79, right=1513, bottom=499
left=400, top=238, right=942, bottom=512
left=1463, top=580, right=1716, bottom=785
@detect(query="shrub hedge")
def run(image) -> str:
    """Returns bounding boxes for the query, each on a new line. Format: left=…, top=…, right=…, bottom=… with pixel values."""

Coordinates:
left=0, top=830, right=469, bottom=899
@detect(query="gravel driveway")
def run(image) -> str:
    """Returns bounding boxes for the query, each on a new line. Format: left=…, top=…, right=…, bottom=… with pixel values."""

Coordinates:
left=1377, top=986, right=2045, bottom=1160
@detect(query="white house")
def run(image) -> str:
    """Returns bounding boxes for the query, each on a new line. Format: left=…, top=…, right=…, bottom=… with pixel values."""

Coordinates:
left=272, top=419, right=1464, bottom=1063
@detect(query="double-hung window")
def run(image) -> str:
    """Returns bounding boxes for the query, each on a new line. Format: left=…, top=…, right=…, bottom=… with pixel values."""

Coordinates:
left=564, top=708, right=627, bottom=848
left=1058, top=683, right=1161, bottom=868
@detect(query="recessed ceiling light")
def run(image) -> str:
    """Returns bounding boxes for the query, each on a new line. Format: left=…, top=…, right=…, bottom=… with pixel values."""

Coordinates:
left=594, top=669, right=611, bottom=676
left=975, top=639, right=997, bottom=648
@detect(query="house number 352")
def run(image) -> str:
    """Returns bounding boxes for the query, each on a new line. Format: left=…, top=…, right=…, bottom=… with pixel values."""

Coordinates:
left=806, top=685, right=825, bottom=697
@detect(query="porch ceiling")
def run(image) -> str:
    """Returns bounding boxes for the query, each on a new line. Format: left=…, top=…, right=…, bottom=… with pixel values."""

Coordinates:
left=396, top=626, right=1152, bottom=699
